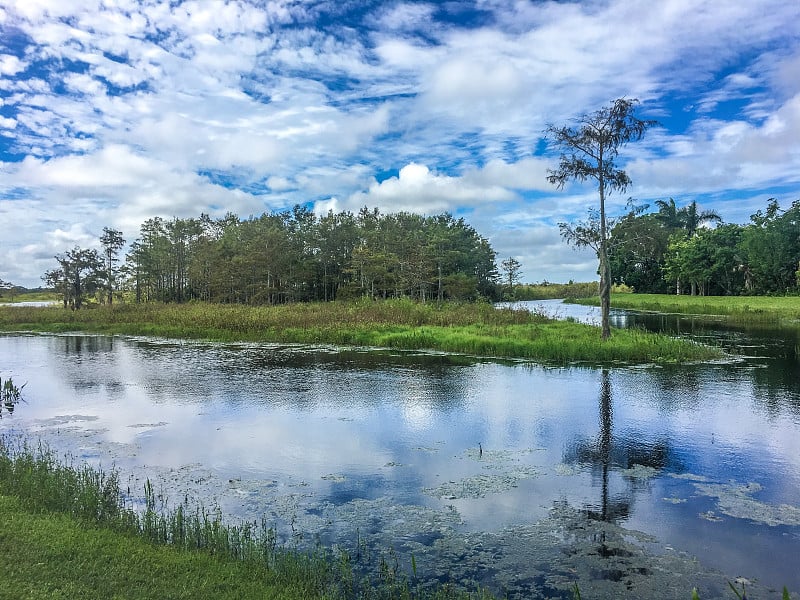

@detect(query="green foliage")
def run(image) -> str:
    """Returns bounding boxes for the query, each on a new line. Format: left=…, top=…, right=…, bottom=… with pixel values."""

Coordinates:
left=513, top=281, right=599, bottom=300
left=44, top=246, right=105, bottom=309
left=0, top=299, right=721, bottom=364
left=499, top=256, right=523, bottom=299
left=100, top=226, right=126, bottom=305
left=118, top=207, right=499, bottom=306
left=609, top=197, right=800, bottom=297
left=608, top=212, right=671, bottom=293
left=0, top=288, right=56, bottom=303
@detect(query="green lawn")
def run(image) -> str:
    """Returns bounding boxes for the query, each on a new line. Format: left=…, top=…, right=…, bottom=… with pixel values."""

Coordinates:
left=0, top=495, right=318, bottom=600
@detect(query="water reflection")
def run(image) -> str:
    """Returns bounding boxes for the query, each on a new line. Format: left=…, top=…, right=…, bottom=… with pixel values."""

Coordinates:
left=1, top=328, right=800, bottom=598
left=563, top=370, right=677, bottom=526
left=60, top=335, right=115, bottom=355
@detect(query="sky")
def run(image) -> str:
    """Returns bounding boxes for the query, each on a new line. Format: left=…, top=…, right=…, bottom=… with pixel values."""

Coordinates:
left=1, top=0, right=799, bottom=288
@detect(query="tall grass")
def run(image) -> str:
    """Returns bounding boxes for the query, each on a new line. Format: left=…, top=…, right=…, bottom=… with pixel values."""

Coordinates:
left=0, top=434, right=492, bottom=600
left=0, top=376, right=25, bottom=415
left=0, top=298, right=722, bottom=364
left=513, top=281, right=600, bottom=300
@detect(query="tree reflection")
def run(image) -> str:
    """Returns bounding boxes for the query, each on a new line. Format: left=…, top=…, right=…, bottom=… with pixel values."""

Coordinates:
left=564, top=369, right=677, bottom=524
left=61, top=335, right=114, bottom=355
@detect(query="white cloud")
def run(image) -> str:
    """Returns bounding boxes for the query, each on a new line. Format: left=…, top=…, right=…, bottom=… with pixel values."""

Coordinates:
left=1, top=0, right=799, bottom=286
left=344, top=162, right=516, bottom=214
left=629, top=92, right=800, bottom=197
left=462, top=158, right=553, bottom=191
left=0, top=54, right=25, bottom=75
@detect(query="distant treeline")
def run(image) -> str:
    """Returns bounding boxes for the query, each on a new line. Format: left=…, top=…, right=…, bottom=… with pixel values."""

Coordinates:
left=44, top=206, right=502, bottom=308
left=609, top=197, right=800, bottom=296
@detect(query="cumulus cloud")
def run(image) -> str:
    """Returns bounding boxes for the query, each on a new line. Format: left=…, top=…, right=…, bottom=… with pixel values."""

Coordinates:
left=343, top=163, right=516, bottom=214
left=1, top=0, right=799, bottom=286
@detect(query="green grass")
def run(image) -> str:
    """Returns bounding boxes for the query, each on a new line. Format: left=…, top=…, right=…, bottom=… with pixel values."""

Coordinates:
left=0, top=289, right=57, bottom=303
left=0, top=298, right=722, bottom=364
left=570, top=293, right=800, bottom=324
left=0, top=495, right=313, bottom=600
left=0, top=434, right=492, bottom=600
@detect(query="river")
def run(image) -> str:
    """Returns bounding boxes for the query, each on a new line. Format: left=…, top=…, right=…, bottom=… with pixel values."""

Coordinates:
left=1, top=300, right=798, bottom=599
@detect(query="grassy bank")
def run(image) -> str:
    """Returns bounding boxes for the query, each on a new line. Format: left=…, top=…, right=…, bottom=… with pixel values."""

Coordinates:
left=0, top=290, right=57, bottom=303
left=0, top=435, right=490, bottom=600
left=0, top=299, right=722, bottom=364
left=570, top=294, right=800, bottom=324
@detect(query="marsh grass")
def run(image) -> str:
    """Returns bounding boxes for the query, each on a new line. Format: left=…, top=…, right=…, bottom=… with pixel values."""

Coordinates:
left=0, top=376, right=25, bottom=415
left=571, top=293, right=800, bottom=325
left=0, top=290, right=57, bottom=303
left=0, top=434, right=492, bottom=600
left=0, top=298, right=721, bottom=364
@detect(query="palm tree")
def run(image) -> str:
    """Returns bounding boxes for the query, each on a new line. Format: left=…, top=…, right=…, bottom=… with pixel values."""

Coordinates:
left=655, top=198, right=721, bottom=237
left=654, top=198, right=681, bottom=229
left=679, top=200, right=721, bottom=236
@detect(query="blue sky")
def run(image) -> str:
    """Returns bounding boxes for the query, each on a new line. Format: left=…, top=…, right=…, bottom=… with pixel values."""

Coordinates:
left=1, top=0, right=799, bottom=288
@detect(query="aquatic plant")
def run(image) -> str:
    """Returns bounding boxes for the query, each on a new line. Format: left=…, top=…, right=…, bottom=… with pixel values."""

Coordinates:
left=0, top=376, right=25, bottom=415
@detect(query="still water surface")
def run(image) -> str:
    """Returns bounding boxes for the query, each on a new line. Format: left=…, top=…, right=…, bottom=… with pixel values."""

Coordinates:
left=1, top=301, right=799, bottom=598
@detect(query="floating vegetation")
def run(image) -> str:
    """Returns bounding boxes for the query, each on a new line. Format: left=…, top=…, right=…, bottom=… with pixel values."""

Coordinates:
left=2, top=424, right=793, bottom=599
left=619, top=464, right=659, bottom=479
left=554, top=463, right=579, bottom=476
left=699, top=511, right=724, bottom=522
left=423, top=467, right=539, bottom=500
left=668, top=472, right=710, bottom=482
left=692, top=481, right=800, bottom=527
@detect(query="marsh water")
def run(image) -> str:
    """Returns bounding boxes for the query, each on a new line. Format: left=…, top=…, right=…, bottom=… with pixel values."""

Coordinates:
left=1, top=300, right=799, bottom=598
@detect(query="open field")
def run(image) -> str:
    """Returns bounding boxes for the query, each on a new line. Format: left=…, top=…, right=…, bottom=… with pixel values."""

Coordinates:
left=0, top=299, right=722, bottom=364
left=570, top=294, right=800, bottom=324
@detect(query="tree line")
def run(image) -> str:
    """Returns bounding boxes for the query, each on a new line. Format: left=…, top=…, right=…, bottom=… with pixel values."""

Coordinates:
left=609, top=197, right=800, bottom=296
left=44, top=206, right=502, bottom=308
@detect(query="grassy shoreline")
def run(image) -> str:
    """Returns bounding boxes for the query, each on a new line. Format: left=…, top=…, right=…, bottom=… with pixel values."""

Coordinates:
left=569, top=293, right=800, bottom=324
left=0, top=434, right=491, bottom=600
left=0, top=299, right=721, bottom=364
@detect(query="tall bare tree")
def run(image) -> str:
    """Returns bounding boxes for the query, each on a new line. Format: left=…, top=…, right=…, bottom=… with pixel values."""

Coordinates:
left=547, top=98, right=657, bottom=340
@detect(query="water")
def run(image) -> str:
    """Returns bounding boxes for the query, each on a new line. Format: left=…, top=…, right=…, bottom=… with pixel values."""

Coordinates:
left=1, top=303, right=798, bottom=598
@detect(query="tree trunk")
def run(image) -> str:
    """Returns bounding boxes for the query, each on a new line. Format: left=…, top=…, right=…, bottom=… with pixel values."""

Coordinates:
left=598, top=155, right=611, bottom=341
left=598, top=248, right=611, bottom=340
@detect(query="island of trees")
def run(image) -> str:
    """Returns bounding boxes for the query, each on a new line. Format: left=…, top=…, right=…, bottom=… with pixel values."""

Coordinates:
left=43, top=207, right=501, bottom=309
